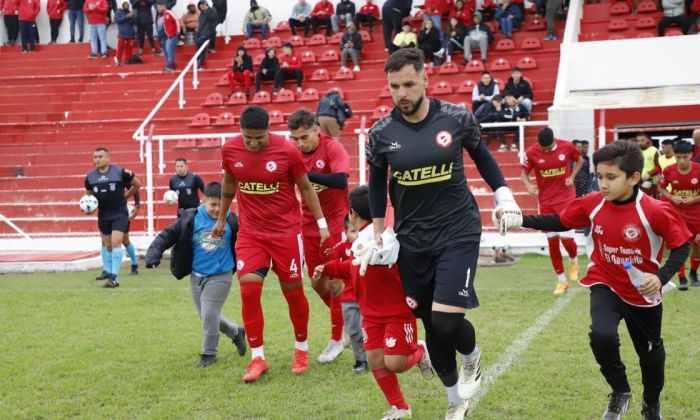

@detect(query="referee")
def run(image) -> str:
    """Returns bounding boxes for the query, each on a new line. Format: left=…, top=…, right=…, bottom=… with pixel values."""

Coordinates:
left=367, top=48, right=521, bottom=419
left=169, top=158, right=205, bottom=215
left=84, top=147, right=141, bottom=288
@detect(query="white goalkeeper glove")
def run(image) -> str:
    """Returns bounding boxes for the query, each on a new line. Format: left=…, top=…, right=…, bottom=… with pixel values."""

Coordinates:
left=369, top=228, right=400, bottom=266
left=352, top=239, right=378, bottom=276
left=492, top=186, right=523, bottom=236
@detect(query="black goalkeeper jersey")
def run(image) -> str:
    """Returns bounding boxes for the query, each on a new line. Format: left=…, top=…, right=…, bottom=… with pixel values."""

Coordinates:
left=367, top=99, right=483, bottom=252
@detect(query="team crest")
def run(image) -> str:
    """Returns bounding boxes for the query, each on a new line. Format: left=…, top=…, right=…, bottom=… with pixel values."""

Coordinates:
left=558, top=154, right=566, bottom=161
left=405, top=296, right=418, bottom=309
left=385, top=337, right=397, bottom=348
left=265, top=161, right=277, bottom=172
left=622, top=224, right=642, bottom=243
left=436, top=131, right=452, bottom=148
left=237, top=260, right=245, bottom=270
left=693, top=178, right=698, bottom=185
left=315, top=160, right=325, bottom=169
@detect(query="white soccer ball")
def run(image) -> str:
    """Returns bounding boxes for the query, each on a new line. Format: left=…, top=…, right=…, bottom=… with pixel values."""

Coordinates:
left=127, top=204, right=137, bottom=218
left=163, top=190, right=179, bottom=205
left=79, top=195, right=99, bottom=214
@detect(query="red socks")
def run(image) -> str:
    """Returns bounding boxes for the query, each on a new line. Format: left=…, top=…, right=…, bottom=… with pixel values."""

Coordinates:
left=691, top=257, right=700, bottom=271
left=240, top=282, right=265, bottom=348
left=320, top=292, right=345, bottom=341
left=282, top=285, right=309, bottom=343
left=372, top=368, right=409, bottom=410
left=404, top=344, right=425, bottom=371
left=678, top=262, right=687, bottom=278
left=547, top=236, right=564, bottom=275
left=560, top=237, right=578, bottom=259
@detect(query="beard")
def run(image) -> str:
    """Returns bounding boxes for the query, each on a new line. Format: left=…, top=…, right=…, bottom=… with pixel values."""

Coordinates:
left=397, top=95, right=424, bottom=116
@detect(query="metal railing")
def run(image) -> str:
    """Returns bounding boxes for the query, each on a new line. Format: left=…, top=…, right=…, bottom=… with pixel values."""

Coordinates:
left=0, top=213, right=32, bottom=240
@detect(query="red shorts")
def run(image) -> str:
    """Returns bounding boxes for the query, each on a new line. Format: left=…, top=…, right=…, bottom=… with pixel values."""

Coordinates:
left=362, top=318, right=418, bottom=356
left=539, top=203, right=567, bottom=216
left=302, top=232, right=343, bottom=275
left=686, top=220, right=700, bottom=245
left=235, top=231, right=304, bottom=283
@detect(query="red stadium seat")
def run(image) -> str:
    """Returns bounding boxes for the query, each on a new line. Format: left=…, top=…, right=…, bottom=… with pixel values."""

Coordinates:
left=252, top=91, right=271, bottom=104
left=430, top=80, right=453, bottom=95
left=438, top=62, right=460, bottom=75
left=307, top=34, right=327, bottom=46
left=379, top=84, right=391, bottom=98
left=319, top=49, right=340, bottom=62
left=253, top=53, right=265, bottom=66
left=637, top=0, right=658, bottom=13
left=464, top=59, right=484, bottom=73
left=242, top=38, right=261, bottom=50
left=311, top=68, right=330, bottom=81
left=520, top=37, right=542, bottom=50
left=287, top=35, right=304, bottom=47
left=299, top=88, right=319, bottom=102
left=275, top=21, right=291, bottom=32
left=214, top=112, right=236, bottom=127
left=456, top=79, right=476, bottom=93
left=609, top=2, right=630, bottom=15
left=359, top=30, right=371, bottom=42
left=189, top=113, right=211, bottom=127
left=517, top=56, right=537, bottom=70
left=636, top=31, right=655, bottom=38
left=175, top=139, right=197, bottom=149
left=523, top=19, right=545, bottom=31
left=262, top=36, right=282, bottom=48
left=334, top=67, right=354, bottom=80
left=197, top=138, right=220, bottom=148
left=666, top=28, right=684, bottom=36
left=424, top=64, right=434, bottom=74
left=215, top=73, right=228, bottom=86
left=202, top=92, right=223, bottom=107
left=495, top=38, right=515, bottom=51
left=607, top=19, right=629, bottom=31
left=608, top=33, right=627, bottom=40
left=269, top=110, right=285, bottom=124
left=372, top=105, right=391, bottom=120
left=635, top=17, right=656, bottom=29
left=488, top=58, right=511, bottom=72
left=228, top=91, right=247, bottom=105
left=274, top=88, right=296, bottom=103
left=327, top=32, right=343, bottom=44
left=301, top=50, right=316, bottom=63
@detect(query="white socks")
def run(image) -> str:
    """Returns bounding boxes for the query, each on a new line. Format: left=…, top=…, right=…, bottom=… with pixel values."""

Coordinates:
left=251, top=346, right=265, bottom=360
left=295, top=340, right=308, bottom=351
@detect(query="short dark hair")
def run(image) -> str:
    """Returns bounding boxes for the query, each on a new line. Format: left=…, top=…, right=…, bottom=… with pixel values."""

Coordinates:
left=287, top=108, right=316, bottom=131
left=512, top=67, right=522, bottom=73
left=580, top=140, right=589, bottom=145
left=204, top=182, right=222, bottom=198
left=593, top=140, right=643, bottom=177
left=673, top=140, right=694, bottom=154
left=636, top=131, right=650, bottom=139
left=348, top=185, right=371, bottom=221
left=502, top=90, right=514, bottom=98
left=94, top=147, right=109, bottom=153
left=491, top=94, right=503, bottom=102
left=282, top=42, right=293, bottom=49
left=240, top=105, right=269, bottom=130
left=481, top=71, right=492, bottom=77
left=571, top=139, right=580, bottom=145
left=384, top=48, right=424, bottom=75
left=175, top=157, right=187, bottom=164
left=537, top=127, right=555, bottom=147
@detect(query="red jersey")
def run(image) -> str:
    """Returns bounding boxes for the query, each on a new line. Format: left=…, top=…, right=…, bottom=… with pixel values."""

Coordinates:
left=46, top=0, right=65, bottom=19
left=658, top=162, right=700, bottom=225
left=222, top=133, right=307, bottom=237
left=299, top=133, right=349, bottom=237
left=279, top=51, right=302, bottom=72
left=449, top=1, right=474, bottom=25
left=311, top=0, right=333, bottom=17
left=163, top=10, right=180, bottom=37
left=322, top=225, right=414, bottom=322
left=321, top=239, right=356, bottom=303
left=424, top=0, right=453, bottom=14
left=523, top=139, right=581, bottom=209
left=83, top=0, right=107, bottom=24
left=559, top=191, right=691, bottom=307
left=358, top=2, right=379, bottom=17
left=2, top=0, right=19, bottom=16
left=18, top=0, right=39, bottom=21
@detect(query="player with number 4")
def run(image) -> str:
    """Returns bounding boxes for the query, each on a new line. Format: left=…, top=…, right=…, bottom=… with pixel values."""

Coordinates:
left=211, top=105, right=330, bottom=383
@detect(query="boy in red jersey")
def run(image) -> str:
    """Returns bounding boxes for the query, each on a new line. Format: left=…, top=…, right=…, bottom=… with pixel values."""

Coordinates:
left=288, top=108, right=350, bottom=364
left=211, top=105, right=330, bottom=383
left=501, top=140, right=691, bottom=420
left=657, top=140, right=700, bottom=290
left=355, top=0, right=379, bottom=33
left=521, top=127, right=584, bottom=294
left=314, top=186, right=433, bottom=420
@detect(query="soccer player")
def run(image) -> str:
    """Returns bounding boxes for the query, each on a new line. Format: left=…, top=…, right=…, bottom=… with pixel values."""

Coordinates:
left=84, top=147, right=141, bottom=288
left=657, top=140, right=700, bottom=290
left=95, top=191, right=140, bottom=280
left=500, top=140, right=690, bottom=420
left=366, top=48, right=522, bottom=419
left=287, top=108, right=350, bottom=364
left=211, top=105, right=330, bottom=383
left=313, top=185, right=433, bottom=419
left=168, top=158, right=205, bottom=215
left=521, top=127, right=584, bottom=295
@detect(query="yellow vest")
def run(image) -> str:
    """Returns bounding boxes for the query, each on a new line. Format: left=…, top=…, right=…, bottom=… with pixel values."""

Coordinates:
left=642, top=146, right=658, bottom=178
left=393, top=31, right=417, bottom=47
left=658, top=154, right=676, bottom=170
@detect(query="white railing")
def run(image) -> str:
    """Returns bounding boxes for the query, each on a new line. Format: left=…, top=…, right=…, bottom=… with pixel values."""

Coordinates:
left=0, top=213, right=31, bottom=240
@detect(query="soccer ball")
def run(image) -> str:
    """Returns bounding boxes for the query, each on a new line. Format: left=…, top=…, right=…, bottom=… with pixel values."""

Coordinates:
left=79, top=195, right=98, bottom=214
left=127, top=204, right=137, bottom=218
left=163, top=190, right=179, bottom=205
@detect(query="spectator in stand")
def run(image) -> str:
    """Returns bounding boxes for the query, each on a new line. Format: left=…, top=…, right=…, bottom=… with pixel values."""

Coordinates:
left=84, top=0, right=108, bottom=58
left=340, top=22, right=362, bottom=71
left=273, top=42, right=304, bottom=95
left=472, top=71, right=499, bottom=114
left=243, top=0, right=270, bottom=40
left=255, top=46, right=278, bottom=93
left=18, top=0, right=39, bottom=52
left=132, top=0, right=157, bottom=55
left=289, top=0, right=311, bottom=37
left=690, top=0, right=700, bottom=29
left=388, top=17, right=416, bottom=53
left=2, top=0, right=20, bottom=46
left=47, top=0, right=66, bottom=43
left=423, top=0, right=446, bottom=42
left=210, top=0, right=225, bottom=52
left=495, top=0, right=522, bottom=38
left=114, top=0, right=135, bottom=65
left=195, top=0, right=217, bottom=68
left=449, top=0, right=474, bottom=26
left=500, top=90, right=529, bottom=151
left=67, top=0, right=85, bottom=43
left=316, top=88, right=353, bottom=139
left=179, top=0, right=199, bottom=45
left=354, top=0, right=378, bottom=34
left=544, top=0, right=559, bottom=40
left=658, top=0, right=689, bottom=35
left=332, top=0, right=355, bottom=33
left=417, top=18, right=443, bottom=65
left=381, top=0, right=412, bottom=51
left=311, top=0, right=334, bottom=36
left=464, top=11, right=494, bottom=64
left=504, top=67, right=533, bottom=113
left=228, top=45, right=253, bottom=97
left=156, top=0, right=179, bottom=72
left=442, top=16, right=466, bottom=63
left=477, top=94, right=507, bottom=148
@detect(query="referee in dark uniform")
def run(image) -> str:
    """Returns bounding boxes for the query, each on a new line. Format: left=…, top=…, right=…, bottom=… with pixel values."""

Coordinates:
left=366, top=48, right=522, bottom=419
left=169, top=158, right=205, bottom=215
left=85, top=147, right=141, bottom=288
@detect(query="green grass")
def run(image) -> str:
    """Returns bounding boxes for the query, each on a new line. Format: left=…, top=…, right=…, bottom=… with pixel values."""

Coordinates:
left=0, top=255, right=698, bottom=419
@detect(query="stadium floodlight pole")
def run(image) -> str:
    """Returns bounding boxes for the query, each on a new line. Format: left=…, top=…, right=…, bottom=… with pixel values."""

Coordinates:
left=145, top=125, right=156, bottom=240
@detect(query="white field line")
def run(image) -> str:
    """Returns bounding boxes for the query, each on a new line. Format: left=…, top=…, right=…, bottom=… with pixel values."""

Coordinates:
left=469, top=288, right=581, bottom=412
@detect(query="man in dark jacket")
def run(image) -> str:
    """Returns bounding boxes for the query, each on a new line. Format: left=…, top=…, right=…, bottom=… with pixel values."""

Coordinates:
left=316, top=88, right=352, bottom=139
left=195, top=0, right=217, bottom=67
left=227, top=45, right=254, bottom=97
left=67, top=0, right=85, bottom=42
left=209, top=0, right=225, bottom=51
left=131, top=0, right=157, bottom=54
left=114, top=0, right=135, bottom=65
left=145, top=182, right=246, bottom=368
left=381, top=0, right=412, bottom=51
left=332, top=0, right=355, bottom=32
left=503, top=67, right=533, bottom=113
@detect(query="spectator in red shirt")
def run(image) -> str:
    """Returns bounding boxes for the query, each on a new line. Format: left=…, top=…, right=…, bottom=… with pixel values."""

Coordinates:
left=18, top=0, right=39, bottom=52
left=2, top=0, right=20, bottom=46
left=273, top=42, right=304, bottom=95
left=114, top=0, right=135, bottom=66
left=311, top=0, right=334, bottom=36
left=156, top=0, right=179, bottom=72
left=47, top=0, right=66, bottom=43
left=354, top=0, right=378, bottom=34
left=423, top=0, right=447, bottom=42
left=84, top=0, right=109, bottom=58
left=449, top=0, right=473, bottom=26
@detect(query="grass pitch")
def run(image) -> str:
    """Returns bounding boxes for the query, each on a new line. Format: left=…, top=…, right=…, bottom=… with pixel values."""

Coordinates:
left=0, top=255, right=698, bottom=419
